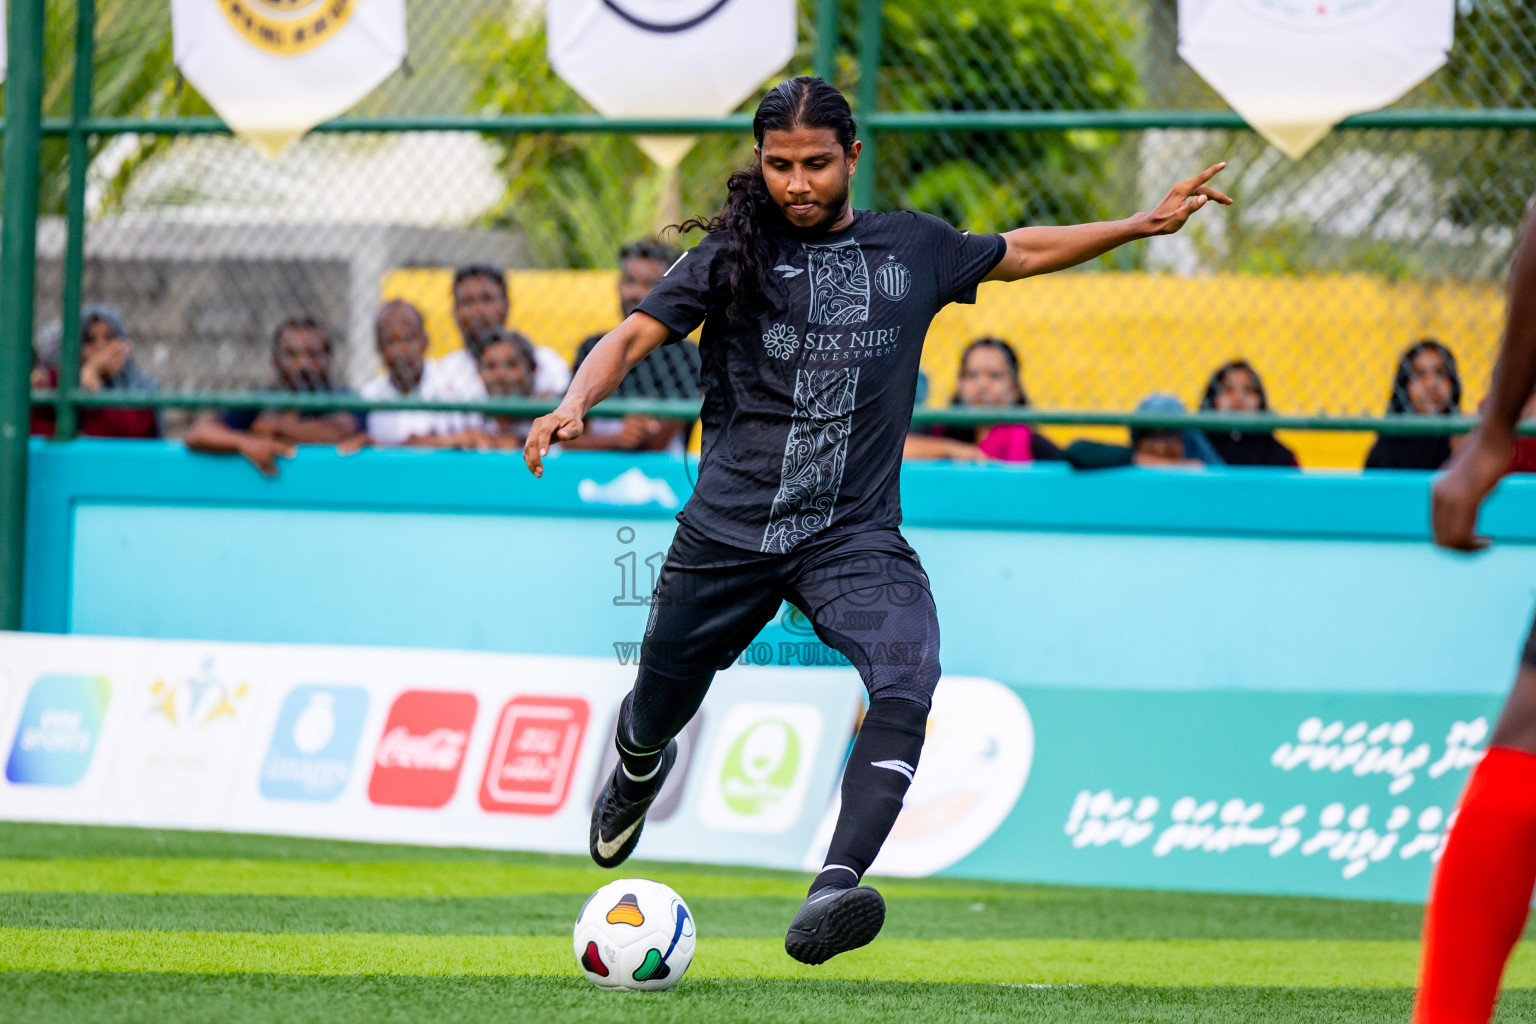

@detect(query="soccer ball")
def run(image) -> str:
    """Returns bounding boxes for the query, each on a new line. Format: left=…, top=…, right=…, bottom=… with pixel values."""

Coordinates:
left=573, top=878, right=696, bottom=991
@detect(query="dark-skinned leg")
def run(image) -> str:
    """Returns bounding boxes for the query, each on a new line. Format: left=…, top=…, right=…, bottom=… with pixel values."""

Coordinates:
left=781, top=531, right=941, bottom=965
left=1415, top=660, right=1536, bottom=1023
left=591, top=522, right=782, bottom=869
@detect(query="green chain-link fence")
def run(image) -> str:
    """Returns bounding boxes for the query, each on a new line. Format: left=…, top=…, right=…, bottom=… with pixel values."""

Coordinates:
left=8, top=0, right=1536, bottom=464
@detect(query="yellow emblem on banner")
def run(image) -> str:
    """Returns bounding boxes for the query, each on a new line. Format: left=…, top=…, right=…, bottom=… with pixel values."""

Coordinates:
left=218, top=0, right=356, bottom=56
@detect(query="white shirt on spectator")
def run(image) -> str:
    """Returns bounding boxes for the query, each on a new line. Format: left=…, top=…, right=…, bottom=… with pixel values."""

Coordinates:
left=360, top=359, right=453, bottom=444
left=435, top=343, right=572, bottom=399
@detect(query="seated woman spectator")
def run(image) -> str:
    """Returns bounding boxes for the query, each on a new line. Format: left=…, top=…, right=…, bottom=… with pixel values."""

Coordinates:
left=1364, top=340, right=1462, bottom=470
left=903, top=337, right=1063, bottom=462
left=31, top=305, right=161, bottom=439
left=1199, top=359, right=1297, bottom=466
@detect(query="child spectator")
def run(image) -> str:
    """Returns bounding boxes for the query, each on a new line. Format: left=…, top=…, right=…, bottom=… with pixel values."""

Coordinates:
left=435, top=263, right=571, bottom=400
left=569, top=238, right=699, bottom=454
left=1064, top=393, right=1225, bottom=469
left=1199, top=359, right=1298, bottom=467
left=1129, top=392, right=1224, bottom=467
left=357, top=300, right=446, bottom=446
left=904, top=337, right=1063, bottom=462
left=30, top=305, right=161, bottom=439
left=413, top=328, right=540, bottom=450
left=184, top=316, right=362, bottom=475
left=1365, top=340, right=1462, bottom=470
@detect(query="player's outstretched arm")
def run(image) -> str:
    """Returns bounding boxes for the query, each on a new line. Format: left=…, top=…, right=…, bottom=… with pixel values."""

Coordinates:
left=983, top=163, right=1232, bottom=283
left=1432, top=209, right=1536, bottom=551
left=523, top=311, right=672, bottom=478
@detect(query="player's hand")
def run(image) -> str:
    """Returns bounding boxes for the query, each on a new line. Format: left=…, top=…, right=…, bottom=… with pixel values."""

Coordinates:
left=524, top=404, right=586, bottom=477
left=239, top=435, right=296, bottom=477
left=1144, top=163, right=1232, bottom=236
left=1432, top=428, right=1514, bottom=552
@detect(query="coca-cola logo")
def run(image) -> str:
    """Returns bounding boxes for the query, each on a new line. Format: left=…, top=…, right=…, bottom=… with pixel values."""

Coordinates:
left=375, top=726, right=468, bottom=772
left=368, top=690, right=478, bottom=809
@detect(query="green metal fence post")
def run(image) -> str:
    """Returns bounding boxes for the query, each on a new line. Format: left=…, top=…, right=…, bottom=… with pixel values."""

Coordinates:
left=0, top=0, right=47, bottom=631
left=57, top=0, right=97, bottom=441
left=813, top=0, right=839, bottom=83
left=853, top=0, right=882, bottom=210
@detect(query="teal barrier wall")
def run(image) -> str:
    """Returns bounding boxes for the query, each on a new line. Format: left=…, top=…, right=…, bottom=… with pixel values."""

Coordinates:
left=22, top=439, right=1536, bottom=901
left=24, top=439, right=1536, bottom=695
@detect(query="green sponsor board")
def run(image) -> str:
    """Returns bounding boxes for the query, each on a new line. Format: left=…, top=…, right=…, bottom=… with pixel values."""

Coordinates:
left=949, top=688, right=1504, bottom=902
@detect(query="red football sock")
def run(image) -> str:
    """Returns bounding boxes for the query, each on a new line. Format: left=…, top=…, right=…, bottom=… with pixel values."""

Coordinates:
left=1415, top=745, right=1536, bottom=1024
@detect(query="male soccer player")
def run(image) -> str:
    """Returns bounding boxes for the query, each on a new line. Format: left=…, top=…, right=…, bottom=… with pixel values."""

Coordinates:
left=1416, top=204, right=1536, bottom=1023
left=523, top=76, right=1229, bottom=964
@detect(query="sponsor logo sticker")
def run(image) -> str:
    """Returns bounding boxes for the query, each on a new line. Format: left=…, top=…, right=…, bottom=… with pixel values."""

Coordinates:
left=261, top=685, right=370, bottom=802
left=368, top=690, right=477, bottom=808
left=480, top=696, right=590, bottom=815
left=5, top=675, right=112, bottom=786
left=699, top=702, right=823, bottom=833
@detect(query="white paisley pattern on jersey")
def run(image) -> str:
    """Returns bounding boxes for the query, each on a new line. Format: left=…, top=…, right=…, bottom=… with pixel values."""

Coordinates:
left=761, top=367, right=860, bottom=553
left=763, top=323, right=799, bottom=359
left=804, top=239, right=870, bottom=326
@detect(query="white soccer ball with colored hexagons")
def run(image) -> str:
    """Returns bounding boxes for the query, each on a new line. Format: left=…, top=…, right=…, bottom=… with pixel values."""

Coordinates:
left=573, top=878, right=695, bottom=991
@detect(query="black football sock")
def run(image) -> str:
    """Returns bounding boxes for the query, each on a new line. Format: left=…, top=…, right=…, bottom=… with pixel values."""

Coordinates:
left=612, top=692, right=670, bottom=801
left=810, top=697, right=928, bottom=895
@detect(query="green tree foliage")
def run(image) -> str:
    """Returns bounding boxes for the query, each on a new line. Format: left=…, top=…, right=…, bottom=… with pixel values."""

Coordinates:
left=458, top=12, right=763, bottom=269
left=874, top=1, right=1141, bottom=231
left=1424, top=0, right=1536, bottom=231
left=462, top=0, right=1140, bottom=268
left=3, top=0, right=213, bottom=216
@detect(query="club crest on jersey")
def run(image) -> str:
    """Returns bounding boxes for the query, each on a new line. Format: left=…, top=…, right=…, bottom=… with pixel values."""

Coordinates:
left=875, top=254, right=911, bottom=301
left=763, top=323, right=799, bottom=360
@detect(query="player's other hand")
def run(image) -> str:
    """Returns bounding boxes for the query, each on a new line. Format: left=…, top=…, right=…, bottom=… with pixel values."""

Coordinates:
left=524, top=405, right=586, bottom=477
left=1432, top=428, right=1514, bottom=552
left=1144, top=163, right=1232, bottom=236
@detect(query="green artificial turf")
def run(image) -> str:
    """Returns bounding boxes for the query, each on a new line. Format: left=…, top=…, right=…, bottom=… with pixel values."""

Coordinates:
left=2, top=822, right=1533, bottom=1023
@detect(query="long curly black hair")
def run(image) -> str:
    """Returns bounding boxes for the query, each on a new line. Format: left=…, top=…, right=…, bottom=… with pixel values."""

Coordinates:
left=674, top=76, right=857, bottom=325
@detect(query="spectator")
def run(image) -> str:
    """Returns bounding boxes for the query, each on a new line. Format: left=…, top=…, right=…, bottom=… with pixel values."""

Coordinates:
left=1364, top=340, right=1462, bottom=471
left=1130, top=392, right=1224, bottom=467
left=31, top=305, right=160, bottom=439
left=417, top=328, right=539, bottom=450
left=1064, top=393, right=1225, bottom=469
left=29, top=321, right=61, bottom=437
left=570, top=238, right=700, bottom=454
left=184, top=316, right=362, bottom=475
left=903, top=337, right=1063, bottom=462
left=435, top=263, right=572, bottom=399
left=357, top=300, right=445, bottom=446
left=1199, top=359, right=1298, bottom=467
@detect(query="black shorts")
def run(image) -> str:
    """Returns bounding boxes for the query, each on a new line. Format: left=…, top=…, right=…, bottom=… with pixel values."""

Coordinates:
left=639, top=518, right=942, bottom=706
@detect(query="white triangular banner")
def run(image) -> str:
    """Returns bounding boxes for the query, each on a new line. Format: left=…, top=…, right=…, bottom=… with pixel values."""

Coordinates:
left=1178, top=0, right=1454, bottom=159
left=548, top=0, right=797, bottom=169
left=172, top=0, right=407, bottom=158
